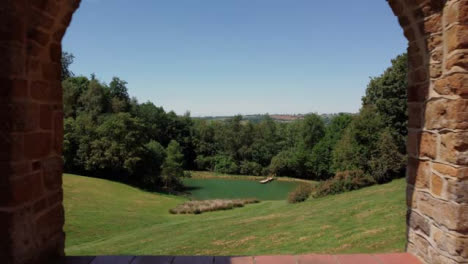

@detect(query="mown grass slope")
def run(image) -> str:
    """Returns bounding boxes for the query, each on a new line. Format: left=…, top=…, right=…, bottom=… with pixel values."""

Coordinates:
left=64, top=174, right=406, bottom=256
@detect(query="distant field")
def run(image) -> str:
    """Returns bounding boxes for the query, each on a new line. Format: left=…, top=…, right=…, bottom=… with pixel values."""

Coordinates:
left=183, top=178, right=299, bottom=200
left=64, top=174, right=406, bottom=256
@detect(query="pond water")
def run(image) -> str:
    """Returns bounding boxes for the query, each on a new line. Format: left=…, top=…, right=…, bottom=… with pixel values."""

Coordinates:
left=182, top=178, right=299, bottom=200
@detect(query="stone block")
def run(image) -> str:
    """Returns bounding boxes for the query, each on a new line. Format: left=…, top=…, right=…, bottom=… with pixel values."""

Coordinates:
left=425, top=99, right=468, bottom=130
left=440, top=132, right=468, bottom=165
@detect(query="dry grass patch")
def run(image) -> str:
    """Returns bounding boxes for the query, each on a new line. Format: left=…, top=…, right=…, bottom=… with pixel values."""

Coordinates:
left=169, top=199, right=260, bottom=214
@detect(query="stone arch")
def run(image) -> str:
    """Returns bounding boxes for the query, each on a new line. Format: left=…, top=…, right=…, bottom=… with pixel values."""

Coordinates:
left=0, top=0, right=466, bottom=263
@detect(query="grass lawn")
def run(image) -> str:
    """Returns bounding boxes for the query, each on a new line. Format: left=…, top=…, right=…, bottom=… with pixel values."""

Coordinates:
left=64, top=173, right=406, bottom=256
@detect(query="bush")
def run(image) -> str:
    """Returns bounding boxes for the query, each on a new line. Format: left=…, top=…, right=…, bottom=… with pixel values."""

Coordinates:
left=214, top=155, right=239, bottom=174
left=239, top=161, right=263, bottom=176
left=288, top=183, right=313, bottom=204
left=369, top=129, right=406, bottom=183
left=269, top=150, right=296, bottom=176
left=161, top=140, right=186, bottom=191
left=313, top=170, right=375, bottom=198
left=195, top=155, right=215, bottom=171
left=141, top=140, right=166, bottom=187
left=169, top=199, right=259, bottom=214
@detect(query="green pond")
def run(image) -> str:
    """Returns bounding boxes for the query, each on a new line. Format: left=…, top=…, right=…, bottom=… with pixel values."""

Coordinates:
left=182, top=178, right=299, bottom=200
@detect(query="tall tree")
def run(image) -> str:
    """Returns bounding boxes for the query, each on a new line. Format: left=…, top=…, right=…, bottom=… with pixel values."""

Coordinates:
left=362, top=53, right=408, bottom=152
left=85, top=113, right=147, bottom=177
left=309, top=113, right=353, bottom=180
left=369, top=128, right=406, bottom=183
left=77, top=78, right=109, bottom=119
left=62, top=76, right=90, bottom=118
left=300, top=114, right=325, bottom=149
left=61, top=51, right=75, bottom=81
left=161, top=140, right=186, bottom=190
left=109, top=77, right=130, bottom=112
left=332, top=106, right=386, bottom=174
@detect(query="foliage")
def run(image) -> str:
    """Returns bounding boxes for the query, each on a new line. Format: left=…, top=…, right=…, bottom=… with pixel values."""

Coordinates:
left=300, top=114, right=326, bottom=149
left=141, top=140, right=166, bottom=186
left=313, top=170, right=375, bottom=198
left=362, top=53, right=408, bottom=152
left=63, top=73, right=195, bottom=190
left=309, top=113, right=353, bottom=180
left=77, top=78, right=109, bottom=119
left=288, top=183, right=313, bottom=203
left=239, top=161, right=263, bottom=176
left=332, top=106, right=386, bottom=173
left=62, top=76, right=89, bottom=118
left=369, top=129, right=406, bottom=183
left=214, top=155, right=239, bottom=174
left=161, top=140, right=187, bottom=191
left=194, top=155, right=215, bottom=171
left=269, top=150, right=301, bottom=177
left=62, top=52, right=408, bottom=191
left=109, top=77, right=130, bottom=112
left=61, top=51, right=75, bottom=81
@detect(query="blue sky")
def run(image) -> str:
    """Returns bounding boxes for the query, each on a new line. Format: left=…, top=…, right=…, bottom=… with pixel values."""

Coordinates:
left=63, top=0, right=407, bottom=116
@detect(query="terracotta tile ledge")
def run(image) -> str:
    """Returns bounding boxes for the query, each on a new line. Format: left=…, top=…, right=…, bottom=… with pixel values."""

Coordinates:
left=62, top=253, right=422, bottom=264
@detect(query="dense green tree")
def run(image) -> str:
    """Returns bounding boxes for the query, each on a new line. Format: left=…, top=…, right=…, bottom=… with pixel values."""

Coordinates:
left=77, top=78, right=109, bottom=119
left=193, top=120, right=217, bottom=159
left=362, top=53, right=408, bottom=152
left=85, top=113, right=147, bottom=177
left=109, top=77, right=130, bottom=112
left=62, top=52, right=408, bottom=193
left=213, top=155, right=239, bottom=174
left=63, top=76, right=90, bottom=118
left=133, top=102, right=169, bottom=145
left=165, top=111, right=196, bottom=168
left=309, top=113, right=353, bottom=180
left=299, top=114, right=325, bottom=149
left=239, top=161, right=263, bottom=176
left=332, top=106, right=386, bottom=174
left=140, top=140, right=166, bottom=187
left=369, top=129, right=406, bottom=183
left=161, top=140, right=187, bottom=190
left=250, top=116, right=282, bottom=166
left=61, top=52, right=74, bottom=81
left=70, top=113, right=98, bottom=172
left=269, top=147, right=312, bottom=179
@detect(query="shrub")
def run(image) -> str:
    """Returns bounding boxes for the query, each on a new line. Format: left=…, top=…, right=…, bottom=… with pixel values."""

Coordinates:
left=269, top=150, right=296, bottom=176
left=288, top=183, right=313, bottom=204
left=161, top=140, right=186, bottom=191
left=239, top=161, right=263, bottom=176
left=214, top=155, right=239, bottom=174
left=369, top=129, right=406, bottom=183
left=141, top=140, right=166, bottom=187
left=195, top=155, right=215, bottom=171
left=169, top=199, right=259, bottom=214
left=313, top=170, right=375, bottom=198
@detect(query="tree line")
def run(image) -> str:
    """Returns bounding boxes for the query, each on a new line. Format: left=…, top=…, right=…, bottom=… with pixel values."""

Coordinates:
left=62, top=52, right=408, bottom=192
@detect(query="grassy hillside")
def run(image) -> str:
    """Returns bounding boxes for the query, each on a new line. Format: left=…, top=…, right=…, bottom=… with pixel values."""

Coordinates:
left=64, top=174, right=406, bottom=256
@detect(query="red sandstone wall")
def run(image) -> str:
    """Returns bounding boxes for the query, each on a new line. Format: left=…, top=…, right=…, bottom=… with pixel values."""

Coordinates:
left=0, top=1, right=80, bottom=263
left=389, top=0, right=468, bottom=263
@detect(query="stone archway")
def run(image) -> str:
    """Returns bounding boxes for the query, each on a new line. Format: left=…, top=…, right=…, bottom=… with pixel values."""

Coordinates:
left=0, top=0, right=466, bottom=263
